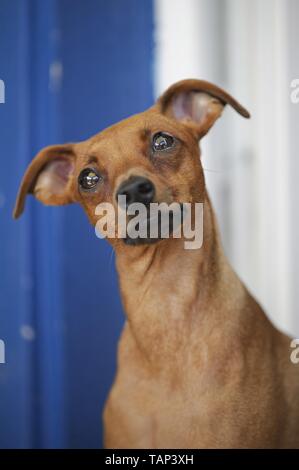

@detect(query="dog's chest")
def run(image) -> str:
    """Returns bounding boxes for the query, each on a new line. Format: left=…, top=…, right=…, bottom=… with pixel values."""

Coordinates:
left=104, top=343, right=289, bottom=449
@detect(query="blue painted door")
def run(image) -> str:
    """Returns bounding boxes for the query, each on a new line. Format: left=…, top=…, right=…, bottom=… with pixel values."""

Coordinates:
left=0, top=0, right=153, bottom=448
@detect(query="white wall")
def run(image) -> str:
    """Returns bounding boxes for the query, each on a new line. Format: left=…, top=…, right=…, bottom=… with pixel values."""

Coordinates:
left=154, top=0, right=299, bottom=336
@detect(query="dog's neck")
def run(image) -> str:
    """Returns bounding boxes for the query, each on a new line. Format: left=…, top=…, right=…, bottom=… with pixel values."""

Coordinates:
left=115, top=194, right=241, bottom=370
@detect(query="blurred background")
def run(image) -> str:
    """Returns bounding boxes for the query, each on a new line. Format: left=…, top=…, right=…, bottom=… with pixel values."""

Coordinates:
left=0, top=0, right=298, bottom=448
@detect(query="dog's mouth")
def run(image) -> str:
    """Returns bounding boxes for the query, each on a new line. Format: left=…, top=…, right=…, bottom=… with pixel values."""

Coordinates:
left=123, top=204, right=185, bottom=246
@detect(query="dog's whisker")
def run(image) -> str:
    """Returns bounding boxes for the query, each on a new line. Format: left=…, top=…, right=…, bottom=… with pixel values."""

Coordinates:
left=108, top=246, right=115, bottom=270
left=203, top=167, right=223, bottom=173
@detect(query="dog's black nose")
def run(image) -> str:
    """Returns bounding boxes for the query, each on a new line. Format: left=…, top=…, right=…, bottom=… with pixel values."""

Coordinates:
left=116, top=176, right=155, bottom=207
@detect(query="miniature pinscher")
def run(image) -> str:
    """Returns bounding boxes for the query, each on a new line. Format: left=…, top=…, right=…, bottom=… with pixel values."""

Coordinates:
left=14, top=79, right=299, bottom=448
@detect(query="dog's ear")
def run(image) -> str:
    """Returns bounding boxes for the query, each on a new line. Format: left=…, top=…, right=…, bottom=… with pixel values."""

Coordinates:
left=157, top=79, right=250, bottom=138
left=13, top=144, right=76, bottom=219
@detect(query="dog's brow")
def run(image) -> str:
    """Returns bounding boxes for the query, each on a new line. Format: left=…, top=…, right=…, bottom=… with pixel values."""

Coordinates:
left=140, top=128, right=151, bottom=141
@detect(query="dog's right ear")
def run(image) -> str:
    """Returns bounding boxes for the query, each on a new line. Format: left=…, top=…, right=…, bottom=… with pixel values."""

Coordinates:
left=13, top=144, right=76, bottom=219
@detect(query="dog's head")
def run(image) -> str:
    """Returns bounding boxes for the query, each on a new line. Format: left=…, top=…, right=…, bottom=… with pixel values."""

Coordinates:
left=14, top=79, right=249, bottom=246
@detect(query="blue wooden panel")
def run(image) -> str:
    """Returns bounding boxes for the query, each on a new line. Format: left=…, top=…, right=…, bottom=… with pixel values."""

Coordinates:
left=0, top=0, right=36, bottom=449
left=0, top=0, right=153, bottom=448
left=28, top=0, right=68, bottom=448
left=58, top=0, right=154, bottom=449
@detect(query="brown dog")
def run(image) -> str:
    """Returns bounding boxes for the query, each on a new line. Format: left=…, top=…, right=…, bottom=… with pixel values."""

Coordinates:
left=14, top=79, right=299, bottom=448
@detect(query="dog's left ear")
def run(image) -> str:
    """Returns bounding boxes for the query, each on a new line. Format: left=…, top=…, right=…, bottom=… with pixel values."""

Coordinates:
left=157, top=79, right=250, bottom=138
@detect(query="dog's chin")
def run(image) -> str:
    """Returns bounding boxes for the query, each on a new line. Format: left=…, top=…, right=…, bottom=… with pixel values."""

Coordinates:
left=123, top=223, right=176, bottom=247
left=123, top=235, right=166, bottom=246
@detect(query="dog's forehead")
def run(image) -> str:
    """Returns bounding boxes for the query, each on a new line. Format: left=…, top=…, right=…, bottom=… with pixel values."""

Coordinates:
left=76, top=108, right=190, bottom=159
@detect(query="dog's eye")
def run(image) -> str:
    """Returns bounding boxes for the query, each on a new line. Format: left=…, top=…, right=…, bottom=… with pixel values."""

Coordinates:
left=152, top=132, right=174, bottom=152
left=78, top=168, right=101, bottom=191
